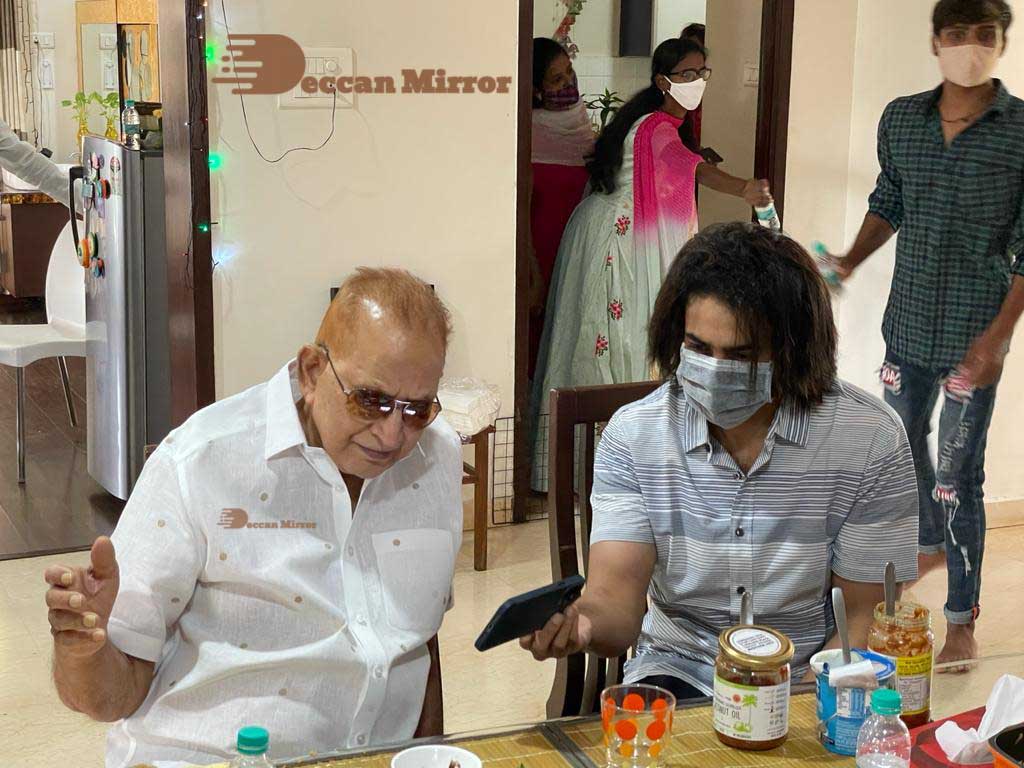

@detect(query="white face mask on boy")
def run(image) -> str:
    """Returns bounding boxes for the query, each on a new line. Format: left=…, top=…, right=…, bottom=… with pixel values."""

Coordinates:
left=937, top=44, right=999, bottom=87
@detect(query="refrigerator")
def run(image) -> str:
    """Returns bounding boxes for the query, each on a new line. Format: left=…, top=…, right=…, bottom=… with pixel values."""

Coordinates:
left=69, top=136, right=170, bottom=500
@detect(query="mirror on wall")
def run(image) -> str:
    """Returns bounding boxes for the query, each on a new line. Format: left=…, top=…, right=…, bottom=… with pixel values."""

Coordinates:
left=80, top=23, right=119, bottom=95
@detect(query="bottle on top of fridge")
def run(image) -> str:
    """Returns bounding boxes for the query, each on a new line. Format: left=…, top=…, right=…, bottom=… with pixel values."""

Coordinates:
left=229, top=726, right=275, bottom=768
left=122, top=100, right=141, bottom=149
left=754, top=199, right=781, bottom=231
left=855, top=689, right=912, bottom=768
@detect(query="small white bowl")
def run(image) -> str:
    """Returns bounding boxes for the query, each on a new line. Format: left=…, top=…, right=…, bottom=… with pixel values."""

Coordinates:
left=391, top=745, right=482, bottom=768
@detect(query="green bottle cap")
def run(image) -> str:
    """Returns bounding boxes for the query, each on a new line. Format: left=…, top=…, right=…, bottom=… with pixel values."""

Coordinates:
left=125, top=100, right=135, bottom=107
left=237, top=726, right=269, bottom=755
left=871, top=688, right=903, bottom=716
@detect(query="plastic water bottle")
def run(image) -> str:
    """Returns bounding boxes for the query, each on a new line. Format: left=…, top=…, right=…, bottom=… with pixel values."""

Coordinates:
left=855, top=689, right=911, bottom=768
left=754, top=200, right=781, bottom=231
left=229, top=726, right=275, bottom=768
left=122, top=100, right=141, bottom=149
left=812, top=241, right=845, bottom=293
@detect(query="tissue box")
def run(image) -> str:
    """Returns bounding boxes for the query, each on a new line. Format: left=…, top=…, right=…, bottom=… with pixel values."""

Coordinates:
left=436, top=378, right=501, bottom=437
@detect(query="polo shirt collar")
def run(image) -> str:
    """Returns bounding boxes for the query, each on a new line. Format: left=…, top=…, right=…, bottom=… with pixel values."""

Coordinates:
left=679, top=394, right=809, bottom=453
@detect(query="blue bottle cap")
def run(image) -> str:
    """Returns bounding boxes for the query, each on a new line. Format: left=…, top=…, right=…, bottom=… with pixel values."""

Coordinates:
left=237, top=725, right=269, bottom=755
left=870, top=688, right=903, bottom=716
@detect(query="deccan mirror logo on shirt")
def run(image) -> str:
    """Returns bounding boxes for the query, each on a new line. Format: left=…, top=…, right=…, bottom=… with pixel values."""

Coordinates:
left=211, top=34, right=512, bottom=96
left=217, top=508, right=317, bottom=530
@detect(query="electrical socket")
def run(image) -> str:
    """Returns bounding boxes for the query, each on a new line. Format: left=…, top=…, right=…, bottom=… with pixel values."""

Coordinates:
left=278, top=47, right=356, bottom=110
left=99, top=33, right=117, bottom=50
left=32, top=32, right=55, bottom=49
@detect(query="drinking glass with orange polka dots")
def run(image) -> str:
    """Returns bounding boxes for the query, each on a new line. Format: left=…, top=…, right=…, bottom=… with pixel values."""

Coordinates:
left=600, top=684, right=676, bottom=768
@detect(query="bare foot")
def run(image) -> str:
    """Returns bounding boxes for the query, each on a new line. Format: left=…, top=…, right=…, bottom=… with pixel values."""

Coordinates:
left=936, top=622, right=978, bottom=674
left=916, top=550, right=946, bottom=580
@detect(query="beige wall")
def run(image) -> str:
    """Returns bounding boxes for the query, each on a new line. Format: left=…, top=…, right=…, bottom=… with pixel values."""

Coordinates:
left=29, top=0, right=81, bottom=161
left=697, top=0, right=762, bottom=227
left=787, top=0, right=1024, bottom=501
left=207, top=0, right=519, bottom=420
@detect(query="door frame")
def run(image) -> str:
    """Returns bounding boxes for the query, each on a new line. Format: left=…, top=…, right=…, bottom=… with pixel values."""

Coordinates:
left=512, top=0, right=796, bottom=520
left=157, top=0, right=215, bottom=426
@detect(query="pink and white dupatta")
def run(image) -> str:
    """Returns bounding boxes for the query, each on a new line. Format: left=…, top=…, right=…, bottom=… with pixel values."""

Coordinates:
left=631, top=111, right=702, bottom=275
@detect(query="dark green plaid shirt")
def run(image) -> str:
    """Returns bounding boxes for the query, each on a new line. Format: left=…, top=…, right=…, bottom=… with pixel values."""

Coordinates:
left=868, top=80, right=1024, bottom=368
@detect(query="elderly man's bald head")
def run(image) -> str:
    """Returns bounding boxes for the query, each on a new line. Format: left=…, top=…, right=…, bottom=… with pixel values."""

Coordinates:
left=316, top=268, right=452, bottom=356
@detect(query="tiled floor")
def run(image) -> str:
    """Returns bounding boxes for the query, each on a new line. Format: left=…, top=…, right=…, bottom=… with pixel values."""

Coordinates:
left=0, top=298, right=124, bottom=559
left=0, top=504, right=1022, bottom=767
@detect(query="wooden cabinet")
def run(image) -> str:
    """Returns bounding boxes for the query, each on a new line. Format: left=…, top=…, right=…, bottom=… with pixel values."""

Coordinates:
left=0, top=193, right=71, bottom=298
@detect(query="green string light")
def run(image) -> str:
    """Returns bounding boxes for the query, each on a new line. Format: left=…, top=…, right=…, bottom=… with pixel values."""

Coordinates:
left=205, top=42, right=216, bottom=63
left=208, top=153, right=222, bottom=170
left=198, top=222, right=211, bottom=234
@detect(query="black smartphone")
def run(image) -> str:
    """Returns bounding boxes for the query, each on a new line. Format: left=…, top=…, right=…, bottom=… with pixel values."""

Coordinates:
left=474, top=574, right=585, bottom=652
left=700, top=146, right=724, bottom=165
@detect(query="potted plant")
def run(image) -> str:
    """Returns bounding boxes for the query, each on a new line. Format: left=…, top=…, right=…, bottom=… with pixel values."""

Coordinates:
left=93, top=92, right=121, bottom=140
left=60, top=91, right=93, bottom=144
left=584, top=89, right=625, bottom=132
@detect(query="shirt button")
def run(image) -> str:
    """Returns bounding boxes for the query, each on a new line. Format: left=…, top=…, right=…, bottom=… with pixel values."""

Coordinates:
left=413, top=482, right=420, bottom=490
left=347, top=546, right=355, bottom=556
left=373, top=666, right=384, bottom=679
left=737, top=586, right=746, bottom=595
left=356, top=735, right=366, bottom=746
left=733, top=473, right=742, bottom=480
left=735, top=527, right=744, bottom=537
left=357, top=614, right=367, bottom=626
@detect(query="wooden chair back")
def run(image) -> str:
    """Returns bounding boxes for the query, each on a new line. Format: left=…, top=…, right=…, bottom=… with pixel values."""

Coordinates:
left=545, top=380, right=660, bottom=718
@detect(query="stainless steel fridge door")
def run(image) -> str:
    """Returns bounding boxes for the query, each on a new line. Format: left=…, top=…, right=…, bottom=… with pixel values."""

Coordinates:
left=85, top=137, right=134, bottom=500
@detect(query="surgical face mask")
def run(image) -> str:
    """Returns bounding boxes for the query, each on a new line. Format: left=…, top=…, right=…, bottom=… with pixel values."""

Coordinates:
left=666, top=78, right=706, bottom=111
left=541, top=74, right=580, bottom=111
left=676, top=348, right=773, bottom=430
left=937, top=43, right=999, bottom=87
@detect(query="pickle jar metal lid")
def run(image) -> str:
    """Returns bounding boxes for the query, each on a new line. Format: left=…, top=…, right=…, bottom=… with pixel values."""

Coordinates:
left=718, top=625, right=795, bottom=671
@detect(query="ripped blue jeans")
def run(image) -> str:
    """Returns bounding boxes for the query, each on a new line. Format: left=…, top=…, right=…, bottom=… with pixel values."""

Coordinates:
left=880, top=351, right=998, bottom=625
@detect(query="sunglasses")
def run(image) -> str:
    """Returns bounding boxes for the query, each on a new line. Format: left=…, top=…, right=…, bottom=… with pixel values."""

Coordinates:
left=319, top=345, right=442, bottom=430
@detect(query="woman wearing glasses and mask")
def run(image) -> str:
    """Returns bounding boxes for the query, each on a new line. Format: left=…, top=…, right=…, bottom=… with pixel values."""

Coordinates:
left=530, top=38, right=770, bottom=490
left=44, top=268, right=463, bottom=766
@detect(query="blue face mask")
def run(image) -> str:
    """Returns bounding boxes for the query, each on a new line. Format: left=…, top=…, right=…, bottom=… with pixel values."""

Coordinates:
left=676, top=348, right=773, bottom=429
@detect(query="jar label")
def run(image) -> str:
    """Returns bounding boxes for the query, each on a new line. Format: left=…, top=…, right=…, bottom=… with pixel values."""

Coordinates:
left=729, top=628, right=783, bottom=657
left=713, top=675, right=790, bottom=742
left=877, top=652, right=932, bottom=716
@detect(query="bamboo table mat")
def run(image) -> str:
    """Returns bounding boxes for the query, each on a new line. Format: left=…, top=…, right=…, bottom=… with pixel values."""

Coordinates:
left=278, top=725, right=582, bottom=768
left=557, top=693, right=854, bottom=768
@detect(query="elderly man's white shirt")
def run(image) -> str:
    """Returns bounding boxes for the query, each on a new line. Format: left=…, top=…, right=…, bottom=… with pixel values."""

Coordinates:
left=105, top=360, right=463, bottom=767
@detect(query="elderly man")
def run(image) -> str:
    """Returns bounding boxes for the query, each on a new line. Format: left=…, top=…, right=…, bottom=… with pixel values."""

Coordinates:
left=45, top=268, right=463, bottom=767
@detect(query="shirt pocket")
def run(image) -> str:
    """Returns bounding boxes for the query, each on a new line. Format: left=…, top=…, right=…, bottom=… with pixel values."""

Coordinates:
left=372, top=528, right=454, bottom=635
left=955, top=160, right=1017, bottom=227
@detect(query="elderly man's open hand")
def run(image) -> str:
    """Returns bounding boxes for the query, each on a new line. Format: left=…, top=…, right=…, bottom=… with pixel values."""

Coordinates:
left=45, top=537, right=120, bottom=658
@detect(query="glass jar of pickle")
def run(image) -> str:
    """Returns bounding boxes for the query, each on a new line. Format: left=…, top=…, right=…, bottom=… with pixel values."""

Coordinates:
left=867, top=601, right=934, bottom=729
left=713, top=625, right=795, bottom=751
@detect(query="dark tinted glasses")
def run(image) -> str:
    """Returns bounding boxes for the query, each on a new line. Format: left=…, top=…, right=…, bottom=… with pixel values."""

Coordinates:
left=319, top=345, right=442, bottom=430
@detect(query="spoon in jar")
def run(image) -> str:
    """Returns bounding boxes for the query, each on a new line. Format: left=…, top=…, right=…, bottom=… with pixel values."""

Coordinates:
left=884, top=561, right=896, bottom=617
left=740, top=591, right=753, bottom=625
left=831, top=586, right=852, bottom=667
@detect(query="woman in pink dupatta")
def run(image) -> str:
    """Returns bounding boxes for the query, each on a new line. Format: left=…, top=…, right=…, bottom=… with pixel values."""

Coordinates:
left=530, top=38, right=771, bottom=490
left=529, top=38, right=595, bottom=380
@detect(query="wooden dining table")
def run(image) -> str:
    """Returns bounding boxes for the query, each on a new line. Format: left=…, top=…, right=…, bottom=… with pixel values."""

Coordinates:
left=179, top=654, right=1024, bottom=768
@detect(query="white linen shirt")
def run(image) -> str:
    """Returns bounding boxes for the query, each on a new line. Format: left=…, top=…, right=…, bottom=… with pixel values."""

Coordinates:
left=105, top=360, right=463, bottom=768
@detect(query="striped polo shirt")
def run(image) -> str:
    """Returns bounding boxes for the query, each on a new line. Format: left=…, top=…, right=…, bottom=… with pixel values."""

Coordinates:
left=591, top=379, right=919, bottom=693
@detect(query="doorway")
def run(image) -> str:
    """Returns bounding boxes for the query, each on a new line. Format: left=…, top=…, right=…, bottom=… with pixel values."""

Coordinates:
left=512, top=0, right=795, bottom=519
